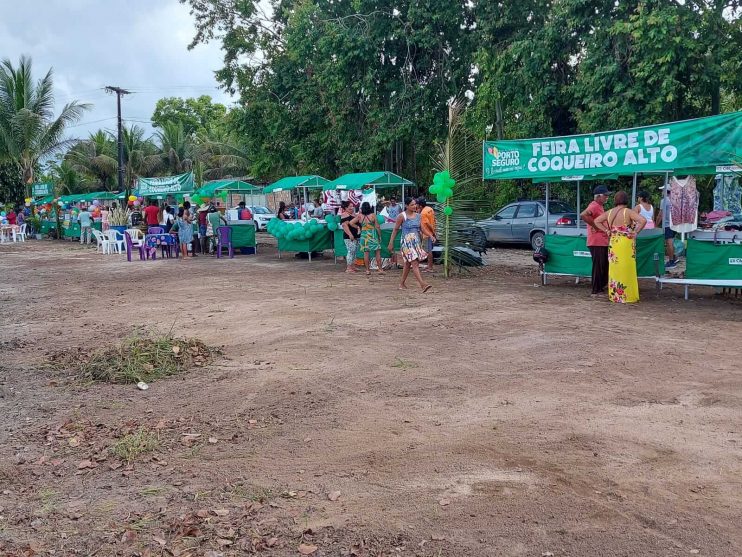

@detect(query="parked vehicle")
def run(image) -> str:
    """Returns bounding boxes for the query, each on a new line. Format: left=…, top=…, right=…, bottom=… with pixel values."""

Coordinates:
left=248, top=206, right=277, bottom=231
left=473, top=200, right=577, bottom=250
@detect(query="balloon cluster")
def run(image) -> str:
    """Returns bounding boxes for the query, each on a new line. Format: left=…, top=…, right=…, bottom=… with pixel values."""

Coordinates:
left=429, top=170, right=456, bottom=215
left=190, top=194, right=202, bottom=205
left=267, top=217, right=325, bottom=241
left=325, top=213, right=340, bottom=232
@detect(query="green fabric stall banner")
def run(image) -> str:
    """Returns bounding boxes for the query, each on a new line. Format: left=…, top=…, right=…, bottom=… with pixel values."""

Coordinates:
left=228, top=224, right=256, bottom=249
left=483, top=111, right=742, bottom=180
left=278, top=229, right=333, bottom=253
left=685, top=239, right=742, bottom=281
left=544, top=234, right=664, bottom=277
left=138, top=172, right=195, bottom=196
left=32, top=182, right=53, bottom=196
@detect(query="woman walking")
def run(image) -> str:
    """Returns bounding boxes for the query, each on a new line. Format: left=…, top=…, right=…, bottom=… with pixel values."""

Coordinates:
left=353, top=201, right=384, bottom=275
left=388, top=198, right=431, bottom=292
left=176, top=206, right=194, bottom=259
left=594, top=191, right=647, bottom=303
left=633, top=191, right=656, bottom=229
left=340, top=200, right=359, bottom=273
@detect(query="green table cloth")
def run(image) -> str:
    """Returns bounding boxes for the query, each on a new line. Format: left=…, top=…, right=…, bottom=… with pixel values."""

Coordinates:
left=333, top=227, right=401, bottom=258
left=63, top=221, right=102, bottom=239
left=685, top=239, right=742, bottom=281
left=544, top=233, right=664, bottom=277
left=228, top=224, right=256, bottom=248
left=277, top=228, right=333, bottom=253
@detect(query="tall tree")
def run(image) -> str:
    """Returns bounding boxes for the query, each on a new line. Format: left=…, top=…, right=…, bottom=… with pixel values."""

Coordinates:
left=67, top=130, right=118, bottom=190
left=122, top=125, right=161, bottom=187
left=0, top=56, right=89, bottom=200
left=151, top=95, right=228, bottom=136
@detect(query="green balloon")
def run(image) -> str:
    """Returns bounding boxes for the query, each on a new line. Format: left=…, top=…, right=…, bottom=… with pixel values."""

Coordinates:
left=444, top=206, right=453, bottom=216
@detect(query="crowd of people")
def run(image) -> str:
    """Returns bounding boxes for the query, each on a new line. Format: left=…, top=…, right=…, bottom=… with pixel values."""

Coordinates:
left=580, top=185, right=679, bottom=304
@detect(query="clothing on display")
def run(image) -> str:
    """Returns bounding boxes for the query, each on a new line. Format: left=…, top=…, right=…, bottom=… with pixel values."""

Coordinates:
left=713, top=175, right=742, bottom=216
left=669, top=176, right=698, bottom=233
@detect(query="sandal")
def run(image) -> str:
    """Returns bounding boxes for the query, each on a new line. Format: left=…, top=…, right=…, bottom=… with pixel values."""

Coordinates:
left=422, top=285, right=432, bottom=293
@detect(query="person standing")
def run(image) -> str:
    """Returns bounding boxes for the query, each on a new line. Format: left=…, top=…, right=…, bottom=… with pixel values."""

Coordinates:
left=353, top=202, right=385, bottom=275
left=183, top=201, right=198, bottom=257
left=101, top=206, right=110, bottom=231
left=276, top=201, right=288, bottom=220
left=197, top=203, right=211, bottom=254
left=312, top=198, right=324, bottom=219
left=143, top=199, right=160, bottom=229
left=386, top=197, right=402, bottom=220
left=417, top=197, right=437, bottom=272
left=658, top=187, right=677, bottom=268
left=78, top=206, right=92, bottom=245
left=176, top=207, right=194, bottom=258
left=633, top=191, right=655, bottom=230
left=207, top=207, right=227, bottom=254
left=160, top=205, right=174, bottom=231
left=388, top=198, right=432, bottom=292
left=339, top=200, right=359, bottom=273
left=593, top=191, right=647, bottom=303
left=580, top=185, right=611, bottom=296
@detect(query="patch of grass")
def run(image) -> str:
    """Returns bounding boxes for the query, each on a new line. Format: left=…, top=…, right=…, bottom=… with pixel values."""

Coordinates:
left=140, top=486, right=168, bottom=497
left=38, top=488, right=58, bottom=514
left=391, top=357, right=418, bottom=370
left=111, top=427, right=159, bottom=462
left=52, top=332, right=216, bottom=384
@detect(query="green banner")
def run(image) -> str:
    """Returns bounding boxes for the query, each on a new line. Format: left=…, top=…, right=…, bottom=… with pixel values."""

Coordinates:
left=484, top=111, right=742, bottom=180
left=685, top=239, right=742, bottom=281
left=137, top=172, right=195, bottom=196
left=32, top=182, right=53, bottom=196
left=544, top=234, right=664, bottom=277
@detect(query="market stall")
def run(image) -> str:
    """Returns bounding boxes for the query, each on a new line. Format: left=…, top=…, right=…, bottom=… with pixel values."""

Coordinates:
left=322, top=171, right=412, bottom=213
left=483, top=111, right=742, bottom=296
left=264, top=175, right=329, bottom=216
left=196, top=180, right=263, bottom=254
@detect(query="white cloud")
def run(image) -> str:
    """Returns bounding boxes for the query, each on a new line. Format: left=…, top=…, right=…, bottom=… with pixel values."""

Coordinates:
left=0, top=0, right=234, bottom=139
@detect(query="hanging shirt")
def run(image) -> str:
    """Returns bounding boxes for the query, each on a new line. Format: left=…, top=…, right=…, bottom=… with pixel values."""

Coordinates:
left=669, top=176, right=699, bottom=233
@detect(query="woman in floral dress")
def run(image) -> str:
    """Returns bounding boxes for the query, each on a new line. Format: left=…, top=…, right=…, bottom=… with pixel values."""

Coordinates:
left=594, top=191, right=647, bottom=303
left=387, top=198, right=431, bottom=292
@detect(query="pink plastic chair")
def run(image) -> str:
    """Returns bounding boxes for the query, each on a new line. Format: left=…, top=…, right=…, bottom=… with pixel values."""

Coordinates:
left=216, top=226, right=234, bottom=259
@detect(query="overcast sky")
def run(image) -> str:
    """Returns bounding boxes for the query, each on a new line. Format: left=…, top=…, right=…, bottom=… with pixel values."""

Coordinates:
left=0, top=0, right=233, bottom=139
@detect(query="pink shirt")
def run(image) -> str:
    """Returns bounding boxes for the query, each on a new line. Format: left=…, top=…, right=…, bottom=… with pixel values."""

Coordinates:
left=585, top=201, right=609, bottom=247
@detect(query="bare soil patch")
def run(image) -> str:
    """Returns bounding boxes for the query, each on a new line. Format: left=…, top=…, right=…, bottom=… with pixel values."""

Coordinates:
left=0, top=238, right=740, bottom=556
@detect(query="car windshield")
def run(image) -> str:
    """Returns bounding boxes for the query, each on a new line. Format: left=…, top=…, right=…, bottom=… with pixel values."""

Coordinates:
left=250, top=206, right=272, bottom=214
left=547, top=202, right=574, bottom=214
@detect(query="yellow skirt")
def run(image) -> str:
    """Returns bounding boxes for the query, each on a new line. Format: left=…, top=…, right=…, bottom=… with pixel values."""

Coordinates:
left=608, top=232, right=639, bottom=303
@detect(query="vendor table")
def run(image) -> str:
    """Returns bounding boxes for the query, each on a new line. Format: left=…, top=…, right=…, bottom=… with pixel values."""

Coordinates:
left=333, top=225, right=401, bottom=259
left=685, top=238, right=742, bottom=281
left=277, top=226, right=333, bottom=260
left=0, top=225, right=19, bottom=243
left=544, top=230, right=665, bottom=280
left=63, top=221, right=102, bottom=239
left=227, top=222, right=257, bottom=253
left=145, top=233, right=178, bottom=258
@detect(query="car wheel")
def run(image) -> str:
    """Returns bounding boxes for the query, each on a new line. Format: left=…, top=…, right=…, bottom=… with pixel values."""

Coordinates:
left=255, top=222, right=260, bottom=232
left=530, top=231, right=545, bottom=250
left=471, top=227, right=488, bottom=252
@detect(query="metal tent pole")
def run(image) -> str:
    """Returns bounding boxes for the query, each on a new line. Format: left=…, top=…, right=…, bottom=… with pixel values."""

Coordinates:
left=631, top=173, right=638, bottom=207
left=545, top=182, right=550, bottom=237
left=576, top=181, right=581, bottom=229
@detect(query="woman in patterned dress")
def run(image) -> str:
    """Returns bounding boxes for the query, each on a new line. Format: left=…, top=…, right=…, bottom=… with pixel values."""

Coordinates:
left=352, top=201, right=385, bottom=276
left=388, top=198, right=432, bottom=292
left=594, top=191, right=647, bottom=303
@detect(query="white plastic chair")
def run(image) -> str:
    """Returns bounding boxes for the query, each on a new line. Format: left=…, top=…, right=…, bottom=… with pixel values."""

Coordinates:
left=126, top=228, right=144, bottom=247
left=105, top=229, right=125, bottom=254
left=92, top=229, right=111, bottom=254
left=13, top=224, right=27, bottom=242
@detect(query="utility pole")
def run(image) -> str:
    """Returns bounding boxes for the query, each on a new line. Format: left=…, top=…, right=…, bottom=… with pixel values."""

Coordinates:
left=105, top=86, right=130, bottom=199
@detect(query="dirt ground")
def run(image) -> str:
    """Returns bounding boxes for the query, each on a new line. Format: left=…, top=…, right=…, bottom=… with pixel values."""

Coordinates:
left=0, top=237, right=740, bottom=557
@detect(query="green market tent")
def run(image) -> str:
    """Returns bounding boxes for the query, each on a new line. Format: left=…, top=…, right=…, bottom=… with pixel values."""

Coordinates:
left=322, top=171, right=413, bottom=191
left=264, top=175, right=328, bottom=194
left=137, top=172, right=195, bottom=196
left=35, top=195, right=55, bottom=204
left=196, top=180, right=261, bottom=197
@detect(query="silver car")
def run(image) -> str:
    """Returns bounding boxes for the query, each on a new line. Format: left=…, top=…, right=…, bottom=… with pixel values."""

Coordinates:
left=475, top=200, right=577, bottom=250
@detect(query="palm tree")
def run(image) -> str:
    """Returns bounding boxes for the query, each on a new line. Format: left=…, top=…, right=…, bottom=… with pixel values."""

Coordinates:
left=122, top=125, right=161, bottom=188
left=0, top=56, right=89, bottom=199
left=67, top=130, right=118, bottom=190
left=156, top=121, right=194, bottom=175
left=432, top=98, right=483, bottom=277
left=192, top=125, right=251, bottom=180
left=48, top=159, right=87, bottom=194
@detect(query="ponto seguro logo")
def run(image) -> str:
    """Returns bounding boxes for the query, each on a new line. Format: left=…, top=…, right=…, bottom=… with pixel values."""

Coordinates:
left=488, top=146, right=520, bottom=168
